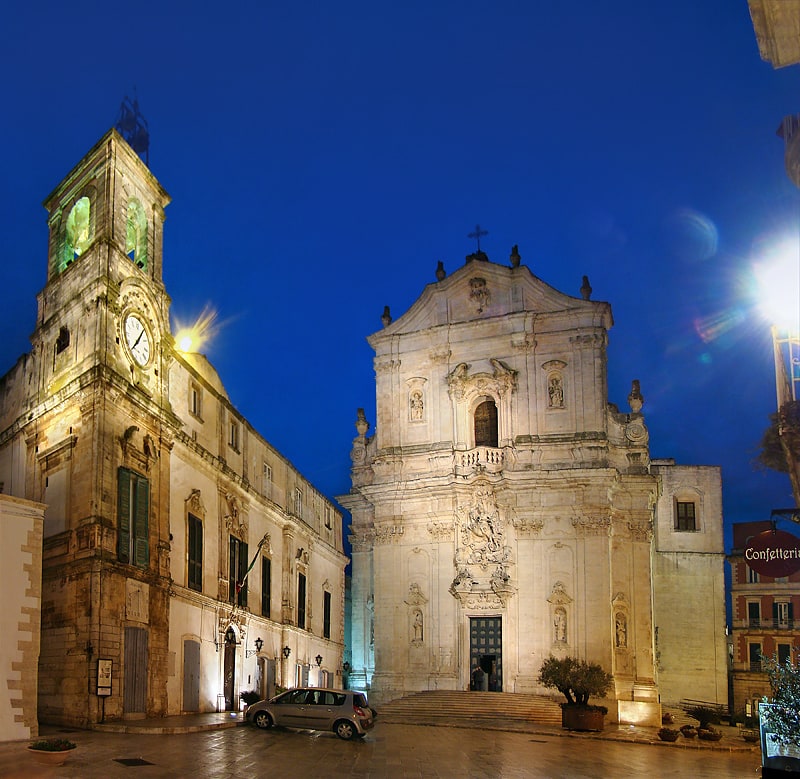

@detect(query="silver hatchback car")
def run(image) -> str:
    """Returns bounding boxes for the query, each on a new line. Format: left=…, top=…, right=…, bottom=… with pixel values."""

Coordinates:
left=245, top=687, right=375, bottom=740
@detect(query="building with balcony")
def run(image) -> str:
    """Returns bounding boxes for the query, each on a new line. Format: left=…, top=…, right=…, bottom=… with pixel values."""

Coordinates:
left=728, top=520, right=800, bottom=715
left=339, top=249, right=727, bottom=722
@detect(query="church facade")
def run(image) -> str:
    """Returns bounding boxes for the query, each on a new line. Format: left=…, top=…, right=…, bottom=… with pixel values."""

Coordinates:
left=0, top=130, right=347, bottom=726
left=339, top=249, right=727, bottom=723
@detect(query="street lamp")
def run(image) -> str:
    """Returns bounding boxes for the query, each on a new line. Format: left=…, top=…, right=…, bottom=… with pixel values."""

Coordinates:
left=754, top=245, right=800, bottom=506
left=282, top=645, right=291, bottom=659
left=245, top=636, right=263, bottom=658
left=315, top=654, right=323, bottom=667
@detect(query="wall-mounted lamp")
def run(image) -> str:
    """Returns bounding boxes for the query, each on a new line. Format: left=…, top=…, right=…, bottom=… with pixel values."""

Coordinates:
left=315, top=654, right=323, bottom=667
left=246, top=636, right=263, bottom=658
left=283, top=645, right=291, bottom=659
left=343, top=661, right=351, bottom=673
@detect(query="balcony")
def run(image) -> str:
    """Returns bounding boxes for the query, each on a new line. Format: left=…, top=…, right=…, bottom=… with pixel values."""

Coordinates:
left=736, top=619, right=796, bottom=631
left=455, top=446, right=505, bottom=476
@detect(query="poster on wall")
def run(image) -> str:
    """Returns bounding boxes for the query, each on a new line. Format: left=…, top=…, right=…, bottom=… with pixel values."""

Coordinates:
left=97, top=658, right=112, bottom=697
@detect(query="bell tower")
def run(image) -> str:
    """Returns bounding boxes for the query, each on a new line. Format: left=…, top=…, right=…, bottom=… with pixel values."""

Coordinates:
left=25, top=130, right=177, bottom=725
left=36, top=129, right=172, bottom=398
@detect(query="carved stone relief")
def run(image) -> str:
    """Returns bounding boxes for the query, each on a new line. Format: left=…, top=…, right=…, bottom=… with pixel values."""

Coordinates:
left=571, top=516, right=611, bottom=537
left=224, top=493, right=247, bottom=540
left=447, top=360, right=518, bottom=402
left=469, top=277, right=490, bottom=313
left=450, top=482, right=515, bottom=607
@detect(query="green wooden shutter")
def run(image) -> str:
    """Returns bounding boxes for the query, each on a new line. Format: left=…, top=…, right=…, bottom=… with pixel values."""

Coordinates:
left=118, top=468, right=131, bottom=563
left=133, top=475, right=150, bottom=567
left=239, top=542, right=248, bottom=607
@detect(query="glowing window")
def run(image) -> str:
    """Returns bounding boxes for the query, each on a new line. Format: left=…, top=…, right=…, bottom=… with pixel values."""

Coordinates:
left=126, top=198, right=148, bottom=269
left=63, top=197, right=91, bottom=269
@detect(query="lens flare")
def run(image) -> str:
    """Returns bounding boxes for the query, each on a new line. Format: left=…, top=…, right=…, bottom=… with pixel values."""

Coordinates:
left=663, top=208, right=719, bottom=263
left=173, top=306, right=219, bottom=354
left=750, top=235, right=800, bottom=333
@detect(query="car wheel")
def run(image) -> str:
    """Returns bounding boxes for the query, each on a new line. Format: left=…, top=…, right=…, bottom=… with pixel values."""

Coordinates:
left=253, top=711, right=273, bottom=730
left=334, top=720, right=356, bottom=740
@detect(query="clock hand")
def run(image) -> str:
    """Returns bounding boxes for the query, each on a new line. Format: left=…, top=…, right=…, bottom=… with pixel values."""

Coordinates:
left=131, top=329, right=145, bottom=350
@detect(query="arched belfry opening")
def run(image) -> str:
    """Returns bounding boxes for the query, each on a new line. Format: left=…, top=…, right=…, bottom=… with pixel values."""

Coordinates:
left=474, top=398, right=498, bottom=447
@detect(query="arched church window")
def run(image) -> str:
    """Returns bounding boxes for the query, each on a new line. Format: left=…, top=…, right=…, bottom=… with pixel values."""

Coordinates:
left=474, top=399, right=498, bottom=448
left=126, top=198, right=148, bottom=269
left=63, top=197, right=91, bottom=268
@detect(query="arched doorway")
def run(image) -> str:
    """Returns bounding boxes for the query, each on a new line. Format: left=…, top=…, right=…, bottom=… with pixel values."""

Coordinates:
left=223, top=627, right=237, bottom=710
left=474, top=399, right=498, bottom=447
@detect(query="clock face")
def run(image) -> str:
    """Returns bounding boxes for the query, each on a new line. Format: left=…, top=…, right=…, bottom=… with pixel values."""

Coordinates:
left=124, top=314, right=151, bottom=366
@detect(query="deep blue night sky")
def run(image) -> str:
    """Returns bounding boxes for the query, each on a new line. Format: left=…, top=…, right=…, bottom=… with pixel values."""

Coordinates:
left=1, top=1, right=798, bottom=548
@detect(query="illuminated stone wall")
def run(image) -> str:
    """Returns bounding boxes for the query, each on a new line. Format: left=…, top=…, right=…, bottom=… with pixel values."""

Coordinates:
left=341, top=254, right=726, bottom=722
left=0, top=495, right=44, bottom=742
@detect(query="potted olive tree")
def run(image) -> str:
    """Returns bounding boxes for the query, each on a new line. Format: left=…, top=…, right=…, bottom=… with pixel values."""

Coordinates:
left=538, top=655, right=612, bottom=732
left=760, top=653, right=800, bottom=776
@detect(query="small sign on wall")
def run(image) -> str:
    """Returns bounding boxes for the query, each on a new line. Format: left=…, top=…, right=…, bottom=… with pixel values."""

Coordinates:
left=97, top=658, right=112, bottom=697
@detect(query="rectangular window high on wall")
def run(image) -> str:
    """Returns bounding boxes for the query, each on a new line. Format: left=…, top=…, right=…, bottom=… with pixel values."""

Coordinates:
left=188, top=514, right=203, bottom=592
left=323, top=591, right=331, bottom=639
left=774, top=601, right=794, bottom=627
left=189, top=382, right=202, bottom=418
left=297, top=572, right=307, bottom=629
left=675, top=501, right=696, bottom=531
left=261, top=557, right=271, bottom=618
left=294, top=488, right=303, bottom=518
left=117, top=467, right=149, bottom=567
left=229, top=536, right=248, bottom=607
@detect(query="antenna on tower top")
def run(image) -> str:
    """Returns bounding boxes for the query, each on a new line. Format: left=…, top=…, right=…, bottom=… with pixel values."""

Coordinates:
left=115, top=92, right=150, bottom=166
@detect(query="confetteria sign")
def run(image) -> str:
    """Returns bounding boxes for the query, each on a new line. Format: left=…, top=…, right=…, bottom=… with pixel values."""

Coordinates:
left=744, top=529, right=800, bottom=578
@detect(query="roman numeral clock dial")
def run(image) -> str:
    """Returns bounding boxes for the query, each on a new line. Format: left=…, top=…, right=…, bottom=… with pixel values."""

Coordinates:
left=124, top=314, right=151, bottom=366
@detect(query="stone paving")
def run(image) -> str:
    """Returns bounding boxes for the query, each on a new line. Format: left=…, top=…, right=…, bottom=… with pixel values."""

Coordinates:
left=0, top=714, right=762, bottom=778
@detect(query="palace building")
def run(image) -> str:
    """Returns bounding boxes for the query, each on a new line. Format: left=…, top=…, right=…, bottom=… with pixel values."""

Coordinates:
left=0, top=129, right=347, bottom=726
left=339, top=248, right=727, bottom=723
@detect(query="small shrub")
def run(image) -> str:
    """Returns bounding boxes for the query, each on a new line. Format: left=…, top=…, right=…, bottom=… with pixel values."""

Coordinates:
left=239, top=690, right=261, bottom=705
left=698, top=727, right=723, bottom=741
left=686, top=705, right=720, bottom=729
left=658, top=727, right=680, bottom=742
left=29, top=738, right=76, bottom=752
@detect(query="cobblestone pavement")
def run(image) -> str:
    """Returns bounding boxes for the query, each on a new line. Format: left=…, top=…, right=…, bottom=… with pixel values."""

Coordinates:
left=0, top=716, right=762, bottom=778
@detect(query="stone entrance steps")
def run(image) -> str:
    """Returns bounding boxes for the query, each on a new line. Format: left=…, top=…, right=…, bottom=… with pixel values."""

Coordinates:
left=376, top=690, right=562, bottom=727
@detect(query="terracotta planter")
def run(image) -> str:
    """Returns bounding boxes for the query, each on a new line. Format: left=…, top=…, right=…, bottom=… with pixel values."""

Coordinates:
left=658, top=728, right=680, bottom=742
left=561, top=706, right=605, bottom=732
left=28, top=746, right=75, bottom=766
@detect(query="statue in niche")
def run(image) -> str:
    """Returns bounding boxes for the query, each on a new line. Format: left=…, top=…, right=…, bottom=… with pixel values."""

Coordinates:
left=410, top=390, right=424, bottom=421
left=412, top=610, right=423, bottom=643
left=615, top=613, right=627, bottom=648
left=554, top=608, right=567, bottom=643
left=548, top=375, right=564, bottom=408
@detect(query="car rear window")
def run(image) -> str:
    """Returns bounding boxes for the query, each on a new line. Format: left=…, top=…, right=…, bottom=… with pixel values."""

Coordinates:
left=353, top=693, right=368, bottom=707
left=320, top=692, right=346, bottom=706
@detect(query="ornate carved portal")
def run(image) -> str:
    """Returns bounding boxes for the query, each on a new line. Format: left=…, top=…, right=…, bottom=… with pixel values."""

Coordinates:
left=449, top=481, right=514, bottom=609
